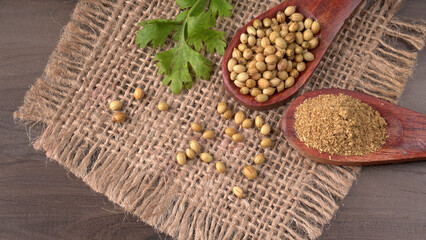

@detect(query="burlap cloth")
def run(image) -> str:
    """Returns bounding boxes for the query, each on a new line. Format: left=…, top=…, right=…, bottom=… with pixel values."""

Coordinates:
left=14, top=0, right=425, bottom=239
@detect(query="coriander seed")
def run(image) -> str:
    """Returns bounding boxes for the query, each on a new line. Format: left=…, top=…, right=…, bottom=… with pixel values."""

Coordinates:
left=285, top=76, right=295, bottom=88
left=234, top=111, right=246, bottom=125
left=233, top=186, right=245, bottom=198
left=176, top=152, right=186, bottom=165
left=232, top=133, right=244, bottom=142
left=225, top=127, right=237, bottom=137
left=190, top=140, right=201, bottom=153
left=243, top=165, right=258, bottom=179
left=260, top=124, right=271, bottom=135
left=191, top=122, right=202, bottom=132
left=200, top=152, right=213, bottom=163
left=227, top=58, right=237, bottom=72
left=112, top=112, right=126, bottom=123
left=284, top=6, right=296, bottom=16
left=242, top=119, right=252, bottom=128
left=255, top=116, right=263, bottom=128
left=109, top=100, right=123, bottom=111
left=223, top=110, right=233, bottom=119
left=254, top=154, right=265, bottom=165
left=157, top=102, right=169, bottom=111
left=311, top=20, right=321, bottom=34
left=260, top=138, right=273, bottom=148
left=134, top=88, right=144, bottom=100
left=202, top=130, right=215, bottom=140
left=255, top=94, right=269, bottom=103
left=217, top=102, right=227, bottom=114
left=186, top=148, right=196, bottom=159
left=216, top=161, right=226, bottom=173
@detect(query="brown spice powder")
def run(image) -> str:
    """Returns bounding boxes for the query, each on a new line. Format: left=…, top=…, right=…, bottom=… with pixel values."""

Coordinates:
left=294, top=94, right=388, bottom=156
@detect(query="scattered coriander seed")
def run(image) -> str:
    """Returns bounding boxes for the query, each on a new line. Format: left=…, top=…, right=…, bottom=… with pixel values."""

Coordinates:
left=217, top=102, right=227, bottom=114
left=203, top=130, right=215, bottom=140
left=216, top=161, right=226, bottom=173
left=112, top=112, right=126, bottom=123
left=234, top=111, right=246, bottom=125
left=242, top=119, right=253, bottom=128
left=255, top=116, right=263, bottom=128
left=233, top=186, right=245, bottom=199
left=185, top=148, right=196, bottom=159
left=176, top=152, right=186, bottom=165
left=190, top=140, right=201, bottom=153
left=260, top=138, right=273, bottom=148
left=200, top=152, right=213, bottom=163
left=260, top=124, right=271, bottom=135
left=254, top=154, right=265, bottom=165
left=134, top=88, right=144, bottom=100
left=225, top=127, right=237, bottom=137
left=223, top=110, right=233, bottom=119
left=232, top=133, right=244, bottom=143
left=157, top=102, right=169, bottom=111
left=191, top=122, right=202, bottom=132
left=109, top=100, right=123, bottom=111
left=243, top=165, right=258, bottom=179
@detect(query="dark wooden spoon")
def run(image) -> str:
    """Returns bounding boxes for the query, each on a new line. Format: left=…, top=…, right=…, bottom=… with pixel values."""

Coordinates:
left=280, top=88, right=426, bottom=166
left=222, top=0, right=365, bottom=110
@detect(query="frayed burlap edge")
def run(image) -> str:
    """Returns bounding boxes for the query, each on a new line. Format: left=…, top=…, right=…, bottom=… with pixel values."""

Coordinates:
left=14, top=0, right=425, bottom=239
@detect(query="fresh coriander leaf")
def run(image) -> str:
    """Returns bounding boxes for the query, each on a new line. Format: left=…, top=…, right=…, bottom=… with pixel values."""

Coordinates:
left=186, top=12, right=227, bottom=54
left=209, top=0, right=233, bottom=18
left=136, top=19, right=180, bottom=48
left=188, top=0, right=209, bottom=16
left=203, top=31, right=226, bottom=54
left=176, top=0, right=196, bottom=9
left=154, top=39, right=212, bottom=94
left=175, top=10, right=188, bottom=21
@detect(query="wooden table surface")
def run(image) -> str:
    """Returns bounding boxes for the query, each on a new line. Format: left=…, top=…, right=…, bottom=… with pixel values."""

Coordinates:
left=1, top=0, right=425, bottom=239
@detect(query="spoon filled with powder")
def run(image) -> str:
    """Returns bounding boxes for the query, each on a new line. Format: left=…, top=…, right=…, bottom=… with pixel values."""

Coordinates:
left=281, top=88, right=426, bottom=165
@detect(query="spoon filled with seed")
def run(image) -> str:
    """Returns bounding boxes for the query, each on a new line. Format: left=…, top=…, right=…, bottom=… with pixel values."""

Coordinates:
left=280, top=88, right=426, bottom=166
left=222, top=0, right=365, bottom=110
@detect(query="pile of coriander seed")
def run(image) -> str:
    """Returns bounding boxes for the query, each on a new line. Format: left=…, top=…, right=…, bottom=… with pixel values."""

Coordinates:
left=227, top=6, right=320, bottom=103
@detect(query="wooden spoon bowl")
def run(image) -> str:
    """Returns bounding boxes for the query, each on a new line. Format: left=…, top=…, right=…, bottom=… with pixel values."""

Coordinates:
left=281, top=89, right=426, bottom=166
left=222, top=0, right=365, bottom=110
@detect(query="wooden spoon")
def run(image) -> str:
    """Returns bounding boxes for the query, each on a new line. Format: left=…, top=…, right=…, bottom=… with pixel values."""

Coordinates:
left=222, top=0, right=365, bottom=110
left=280, top=89, right=426, bottom=166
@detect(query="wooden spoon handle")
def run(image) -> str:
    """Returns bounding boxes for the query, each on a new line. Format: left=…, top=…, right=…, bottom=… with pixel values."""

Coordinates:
left=387, top=104, right=426, bottom=161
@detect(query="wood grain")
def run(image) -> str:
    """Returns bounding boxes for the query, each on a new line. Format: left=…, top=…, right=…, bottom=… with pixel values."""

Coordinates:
left=0, top=0, right=425, bottom=239
left=222, top=0, right=364, bottom=110
left=281, top=88, right=426, bottom=165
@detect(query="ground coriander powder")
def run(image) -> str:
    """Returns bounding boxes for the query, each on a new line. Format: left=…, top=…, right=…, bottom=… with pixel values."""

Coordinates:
left=294, top=94, right=388, bottom=156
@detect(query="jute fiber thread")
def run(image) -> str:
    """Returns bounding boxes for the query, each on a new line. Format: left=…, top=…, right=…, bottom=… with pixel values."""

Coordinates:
left=14, top=0, right=425, bottom=239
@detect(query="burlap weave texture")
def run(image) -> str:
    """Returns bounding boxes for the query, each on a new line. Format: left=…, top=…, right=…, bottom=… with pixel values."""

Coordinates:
left=15, top=0, right=425, bottom=239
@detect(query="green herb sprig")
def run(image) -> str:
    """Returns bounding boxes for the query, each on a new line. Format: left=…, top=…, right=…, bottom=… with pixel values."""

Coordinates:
left=136, top=0, right=233, bottom=94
